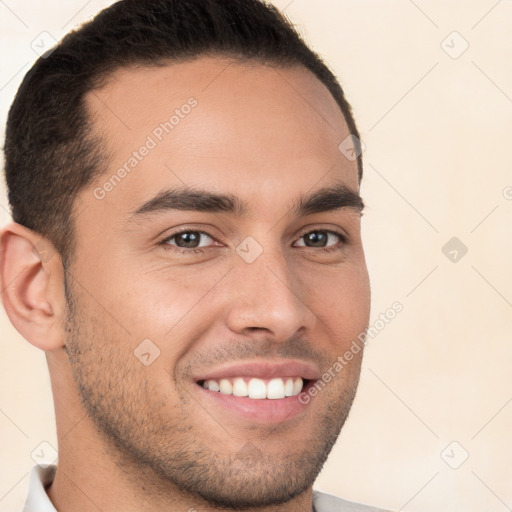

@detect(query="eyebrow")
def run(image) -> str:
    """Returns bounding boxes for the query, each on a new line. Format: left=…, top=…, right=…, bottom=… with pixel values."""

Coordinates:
left=128, top=183, right=364, bottom=221
left=293, top=184, right=364, bottom=216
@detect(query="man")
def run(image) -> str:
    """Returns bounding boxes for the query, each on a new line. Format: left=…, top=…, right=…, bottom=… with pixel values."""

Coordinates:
left=0, top=0, right=389, bottom=511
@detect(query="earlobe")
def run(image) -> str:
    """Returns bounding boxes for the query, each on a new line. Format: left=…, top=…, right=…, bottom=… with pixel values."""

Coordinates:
left=0, top=222, right=66, bottom=351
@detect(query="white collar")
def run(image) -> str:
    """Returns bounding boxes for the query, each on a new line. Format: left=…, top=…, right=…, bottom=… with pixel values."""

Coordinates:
left=23, top=465, right=57, bottom=512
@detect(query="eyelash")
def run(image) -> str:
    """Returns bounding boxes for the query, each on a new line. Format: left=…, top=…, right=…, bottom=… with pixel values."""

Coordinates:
left=159, top=228, right=348, bottom=255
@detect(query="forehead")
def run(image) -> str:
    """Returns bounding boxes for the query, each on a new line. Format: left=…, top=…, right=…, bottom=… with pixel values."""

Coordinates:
left=82, top=57, right=358, bottom=219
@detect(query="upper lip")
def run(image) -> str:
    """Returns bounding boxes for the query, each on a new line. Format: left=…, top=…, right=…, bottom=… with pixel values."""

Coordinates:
left=193, top=360, right=320, bottom=382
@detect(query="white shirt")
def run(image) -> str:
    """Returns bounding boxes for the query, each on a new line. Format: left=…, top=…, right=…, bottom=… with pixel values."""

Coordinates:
left=23, top=465, right=389, bottom=512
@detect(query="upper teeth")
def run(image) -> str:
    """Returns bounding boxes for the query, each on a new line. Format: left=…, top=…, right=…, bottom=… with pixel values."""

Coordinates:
left=202, top=377, right=304, bottom=399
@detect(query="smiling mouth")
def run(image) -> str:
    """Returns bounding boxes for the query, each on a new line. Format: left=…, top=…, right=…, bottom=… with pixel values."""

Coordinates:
left=197, top=377, right=311, bottom=400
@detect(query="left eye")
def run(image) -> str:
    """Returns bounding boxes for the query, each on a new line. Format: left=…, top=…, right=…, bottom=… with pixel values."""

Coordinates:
left=164, top=231, right=215, bottom=249
left=294, top=230, right=344, bottom=248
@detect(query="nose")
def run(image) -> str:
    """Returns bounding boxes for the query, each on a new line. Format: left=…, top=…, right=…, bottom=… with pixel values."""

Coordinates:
left=224, top=246, right=317, bottom=342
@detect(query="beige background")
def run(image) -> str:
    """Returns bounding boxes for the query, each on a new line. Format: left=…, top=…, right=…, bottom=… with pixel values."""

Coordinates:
left=1, top=1, right=511, bottom=511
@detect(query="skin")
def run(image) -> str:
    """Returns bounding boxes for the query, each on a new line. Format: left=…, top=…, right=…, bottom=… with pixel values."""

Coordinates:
left=0, top=57, right=370, bottom=512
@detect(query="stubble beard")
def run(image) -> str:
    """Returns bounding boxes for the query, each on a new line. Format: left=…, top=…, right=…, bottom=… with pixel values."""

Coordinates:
left=62, top=271, right=361, bottom=509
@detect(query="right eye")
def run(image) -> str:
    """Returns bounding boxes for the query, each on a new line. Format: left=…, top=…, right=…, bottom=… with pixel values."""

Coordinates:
left=160, top=229, right=223, bottom=254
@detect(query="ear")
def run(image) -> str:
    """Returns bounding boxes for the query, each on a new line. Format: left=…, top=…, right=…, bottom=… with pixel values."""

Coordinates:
left=0, top=222, right=66, bottom=351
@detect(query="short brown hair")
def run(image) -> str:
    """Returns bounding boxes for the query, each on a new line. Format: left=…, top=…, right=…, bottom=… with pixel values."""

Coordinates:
left=4, top=0, right=363, bottom=265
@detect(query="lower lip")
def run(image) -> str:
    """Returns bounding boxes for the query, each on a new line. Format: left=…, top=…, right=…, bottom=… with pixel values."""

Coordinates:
left=194, top=381, right=315, bottom=424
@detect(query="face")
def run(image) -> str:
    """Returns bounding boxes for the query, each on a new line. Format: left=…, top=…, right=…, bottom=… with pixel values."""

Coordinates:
left=63, top=57, right=370, bottom=508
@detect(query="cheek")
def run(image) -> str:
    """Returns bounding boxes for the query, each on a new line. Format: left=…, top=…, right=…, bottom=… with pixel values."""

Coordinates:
left=104, top=264, right=230, bottom=358
left=87, top=253, right=220, bottom=318
left=304, top=262, right=370, bottom=343
left=68, top=282, right=179, bottom=391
